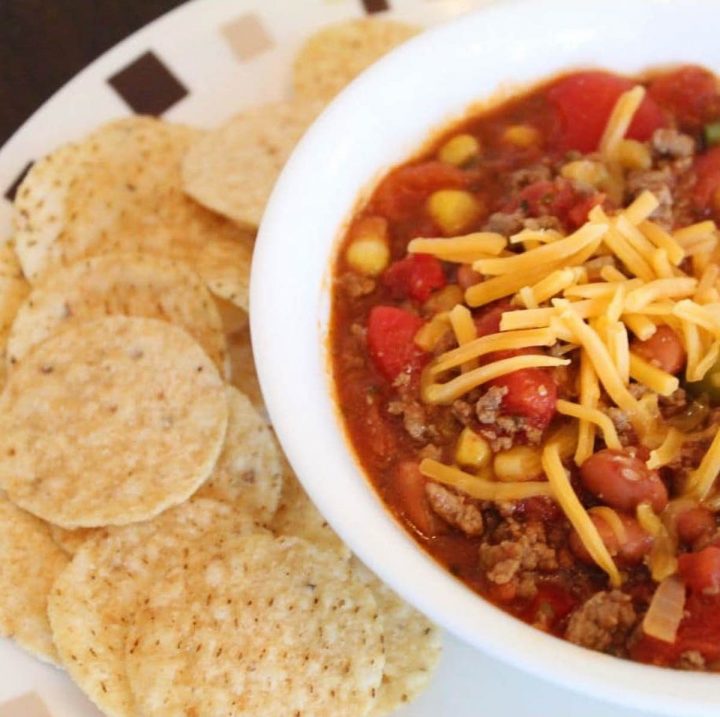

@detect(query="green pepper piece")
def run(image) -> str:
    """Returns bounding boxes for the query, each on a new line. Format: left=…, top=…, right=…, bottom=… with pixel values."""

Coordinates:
left=686, top=356, right=720, bottom=403
left=704, top=121, right=720, bottom=147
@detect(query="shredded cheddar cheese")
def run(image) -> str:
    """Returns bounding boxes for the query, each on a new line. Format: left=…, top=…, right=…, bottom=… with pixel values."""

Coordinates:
left=647, top=428, right=684, bottom=470
left=418, top=459, right=553, bottom=501
left=448, top=304, right=478, bottom=372
left=556, top=399, right=622, bottom=450
left=542, top=444, right=621, bottom=586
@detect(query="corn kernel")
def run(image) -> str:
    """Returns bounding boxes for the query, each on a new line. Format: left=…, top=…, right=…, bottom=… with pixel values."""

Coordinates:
left=455, top=427, right=492, bottom=469
left=616, top=139, right=652, bottom=170
left=502, top=124, right=540, bottom=148
left=345, top=237, right=390, bottom=276
left=494, top=445, right=543, bottom=482
left=414, top=313, right=451, bottom=352
left=423, top=284, right=464, bottom=313
left=560, top=160, right=609, bottom=188
left=438, top=133, right=481, bottom=166
left=345, top=216, right=390, bottom=276
left=426, top=190, right=482, bottom=236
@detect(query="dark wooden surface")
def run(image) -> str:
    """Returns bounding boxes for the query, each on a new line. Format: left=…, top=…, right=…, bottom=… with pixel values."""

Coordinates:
left=0, top=0, right=187, bottom=146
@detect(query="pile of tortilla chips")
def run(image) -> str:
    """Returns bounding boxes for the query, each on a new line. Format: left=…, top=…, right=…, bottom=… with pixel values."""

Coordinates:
left=0, top=18, right=441, bottom=717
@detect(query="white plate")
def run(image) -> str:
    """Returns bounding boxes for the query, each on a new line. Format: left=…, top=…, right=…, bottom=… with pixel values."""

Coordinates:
left=0, top=1, right=661, bottom=715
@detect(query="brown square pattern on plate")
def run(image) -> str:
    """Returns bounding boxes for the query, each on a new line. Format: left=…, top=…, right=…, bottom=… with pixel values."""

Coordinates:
left=222, top=13, right=274, bottom=61
left=108, top=51, right=188, bottom=115
left=0, top=693, right=52, bottom=717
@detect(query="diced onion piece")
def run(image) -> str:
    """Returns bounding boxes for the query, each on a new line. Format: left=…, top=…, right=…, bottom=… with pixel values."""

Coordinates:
left=643, top=576, right=686, bottom=644
left=419, top=459, right=553, bottom=501
left=637, top=502, right=678, bottom=582
left=541, top=443, right=621, bottom=586
left=556, top=399, right=622, bottom=450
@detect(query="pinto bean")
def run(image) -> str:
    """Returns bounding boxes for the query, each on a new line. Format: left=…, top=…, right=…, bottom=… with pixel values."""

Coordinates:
left=631, top=325, right=686, bottom=375
left=580, top=449, right=668, bottom=513
left=676, top=506, right=716, bottom=545
left=570, top=512, right=653, bottom=566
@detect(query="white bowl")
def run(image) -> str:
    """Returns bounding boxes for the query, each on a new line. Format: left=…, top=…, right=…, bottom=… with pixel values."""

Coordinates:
left=252, top=1, right=720, bottom=713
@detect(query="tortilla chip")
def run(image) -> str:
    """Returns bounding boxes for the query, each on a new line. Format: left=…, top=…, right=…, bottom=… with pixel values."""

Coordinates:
left=352, top=559, right=442, bottom=715
left=271, top=469, right=351, bottom=559
left=7, top=252, right=228, bottom=377
left=293, top=19, right=420, bottom=102
left=196, top=387, right=284, bottom=523
left=48, top=499, right=263, bottom=717
left=126, top=534, right=384, bottom=717
left=0, top=316, right=228, bottom=527
left=227, top=323, right=265, bottom=415
left=13, top=117, right=254, bottom=309
left=0, top=495, right=68, bottom=663
left=182, top=98, right=324, bottom=228
left=0, top=243, right=30, bottom=387
left=49, top=525, right=105, bottom=557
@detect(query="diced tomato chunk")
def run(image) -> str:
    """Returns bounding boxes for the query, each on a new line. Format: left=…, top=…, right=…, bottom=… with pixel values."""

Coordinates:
left=382, top=253, right=446, bottom=302
left=566, top=193, right=606, bottom=229
left=630, top=325, right=686, bottom=375
left=547, top=71, right=665, bottom=152
left=521, top=582, right=578, bottom=631
left=517, top=178, right=577, bottom=219
left=679, top=546, right=720, bottom=595
left=693, top=146, right=720, bottom=216
left=632, top=594, right=720, bottom=666
left=648, top=65, right=720, bottom=130
left=367, top=306, right=426, bottom=382
left=490, top=367, right=557, bottom=430
left=371, top=161, right=470, bottom=223
left=392, top=461, right=444, bottom=538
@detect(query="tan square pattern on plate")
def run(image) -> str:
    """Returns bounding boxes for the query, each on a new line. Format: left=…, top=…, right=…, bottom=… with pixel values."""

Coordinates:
left=222, top=14, right=274, bottom=61
left=0, top=693, right=52, bottom=717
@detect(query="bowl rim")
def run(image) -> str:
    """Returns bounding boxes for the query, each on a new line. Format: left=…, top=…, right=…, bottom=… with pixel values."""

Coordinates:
left=251, top=1, right=720, bottom=713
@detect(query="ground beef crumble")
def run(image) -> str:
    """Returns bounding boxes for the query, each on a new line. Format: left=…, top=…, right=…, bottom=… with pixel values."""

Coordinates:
left=565, top=590, right=637, bottom=653
left=475, top=386, right=508, bottom=424
left=426, top=482, right=484, bottom=536
left=340, top=272, right=376, bottom=298
left=651, top=128, right=695, bottom=159
left=387, top=398, right=431, bottom=441
left=479, top=519, right=560, bottom=599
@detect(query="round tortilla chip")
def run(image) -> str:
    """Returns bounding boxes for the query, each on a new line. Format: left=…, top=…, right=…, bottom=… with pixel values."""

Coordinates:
left=0, top=316, right=228, bottom=527
left=293, top=19, right=420, bottom=102
left=126, top=534, right=385, bottom=717
left=270, top=470, right=351, bottom=559
left=48, top=499, right=263, bottom=717
left=228, top=323, right=265, bottom=415
left=13, top=117, right=253, bottom=309
left=6, top=252, right=229, bottom=376
left=0, top=494, right=68, bottom=663
left=352, top=560, right=442, bottom=716
left=182, top=98, right=324, bottom=228
left=49, top=525, right=105, bottom=556
left=0, top=243, right=30, bottom=388
left=196, top=387, right=283, bottom=523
